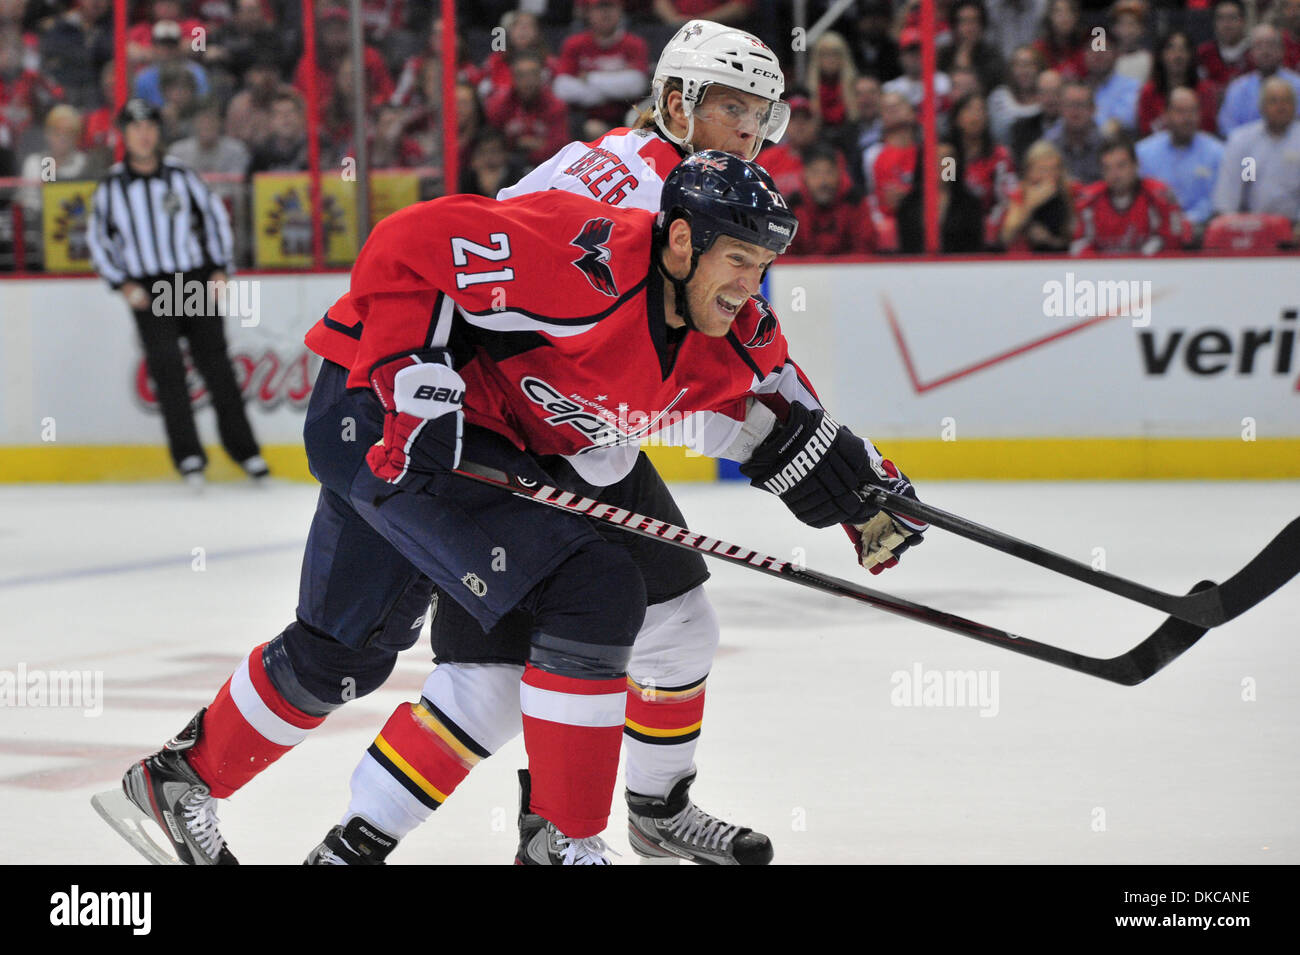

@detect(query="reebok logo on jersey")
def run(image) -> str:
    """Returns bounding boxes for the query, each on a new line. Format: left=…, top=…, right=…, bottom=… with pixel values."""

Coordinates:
left=570, top=217, right=619, bottom=297
left=760, top=414, right=841, bottom=496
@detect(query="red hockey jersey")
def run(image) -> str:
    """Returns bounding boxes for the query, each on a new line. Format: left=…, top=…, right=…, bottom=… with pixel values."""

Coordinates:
left=305, top=190, right=837, bottom=486
left=1072, top=177, right=1190, bottom=255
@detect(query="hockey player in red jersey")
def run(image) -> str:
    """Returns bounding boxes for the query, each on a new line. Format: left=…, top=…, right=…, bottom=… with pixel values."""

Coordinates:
left=1072, top=138, right=1191, bottom=255
left=294, top=152, right=925, bottom=865
left=94, top=25, right=916, bottom=867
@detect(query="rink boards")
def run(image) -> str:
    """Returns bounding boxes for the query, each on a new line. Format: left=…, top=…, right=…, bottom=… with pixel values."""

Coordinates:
left=1, top=256, right=1297, bottom=481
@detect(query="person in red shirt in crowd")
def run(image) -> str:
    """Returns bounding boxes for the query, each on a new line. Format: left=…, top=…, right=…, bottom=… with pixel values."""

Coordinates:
left=1034, top=0, right=1087, bottom=80
left=787, top=141, right=876, bottom=255
left=949, top=91, right=1017, bottom=243
left=652, top=0, right=755, bottom=28
left=1276, top=0, right=1300, bottom=69
left=0, top=28, right=63, bottom=151
left=1138, top=30, right=1220, bottom=137
left=295, top=6, right=393, bottom=110
left=864, top=90, right=919, bottom=217
left=757, top=91, right=853, bottom=200
left=126, top=0, right=205, bottom=67
left=1198, top=0, right=1252, bottom=95
left=357, top=0, right=406, bottom=47
left=391, top=16, right=483, bottom=107
left=477, top=10, right=558, bottom=103
left=898, top=0, right=954, bottom=50
left=554, top=0, right=648, bottom=140
left=807, top=30, right=858, bottom=129
left=81, top=59, right=121, bottom=161
left=485, top=50, right=570, bottom=167
left=1072, top=136, right=1190, bottom=254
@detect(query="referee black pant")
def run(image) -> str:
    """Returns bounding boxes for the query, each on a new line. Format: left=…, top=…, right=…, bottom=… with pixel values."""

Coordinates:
left=130, top=272, right=261, bottom=473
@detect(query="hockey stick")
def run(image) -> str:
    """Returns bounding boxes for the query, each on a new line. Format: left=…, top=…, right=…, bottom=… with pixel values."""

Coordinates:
left=862, top=488, right=1300, bottom=628
left=454, top=461, right=1212, bottom=686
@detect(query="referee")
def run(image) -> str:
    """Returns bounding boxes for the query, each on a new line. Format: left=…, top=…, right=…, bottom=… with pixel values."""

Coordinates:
left=88, top=98, right=268, bottom=486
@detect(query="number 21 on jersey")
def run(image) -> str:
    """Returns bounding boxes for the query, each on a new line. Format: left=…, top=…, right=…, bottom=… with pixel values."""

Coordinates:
left=451, top=233, right=515, bottom=289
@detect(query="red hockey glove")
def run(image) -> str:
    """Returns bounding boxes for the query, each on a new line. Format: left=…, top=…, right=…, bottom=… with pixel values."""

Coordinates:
left=842, top=458, right=927, bottom=574
left=365, top=350, right=464, bottom=488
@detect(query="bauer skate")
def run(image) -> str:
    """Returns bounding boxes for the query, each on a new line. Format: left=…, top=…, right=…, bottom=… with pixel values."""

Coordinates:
left=514, top=769, right=614, bottom=865
left=626, top=770, right=773, bottom=865
left=304, top=816, right=397, bottom=865
left=91, top=709, right=236, bottom=865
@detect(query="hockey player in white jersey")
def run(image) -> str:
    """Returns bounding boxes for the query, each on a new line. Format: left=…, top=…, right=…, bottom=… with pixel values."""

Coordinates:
left=306, top=22, right=822, bottom=866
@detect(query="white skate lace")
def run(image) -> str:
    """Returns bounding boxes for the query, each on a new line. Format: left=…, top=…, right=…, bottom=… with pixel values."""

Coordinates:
left=180, top=789, right=226, bottom=859
left=665, top=802, right=740, bottom=852
left=555, top=833, right=617, bottom=865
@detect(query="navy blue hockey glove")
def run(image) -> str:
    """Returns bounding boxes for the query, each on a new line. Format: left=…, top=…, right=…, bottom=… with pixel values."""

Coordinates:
left=740, top=401, right=878, bottom=529
left=366, top=350, right=464, bottom=487
left=842, top=457, right=927, bottom=574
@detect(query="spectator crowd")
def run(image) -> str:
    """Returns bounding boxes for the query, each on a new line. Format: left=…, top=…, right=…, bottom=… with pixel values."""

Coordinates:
left=2, top=0, right=1299, bottom=266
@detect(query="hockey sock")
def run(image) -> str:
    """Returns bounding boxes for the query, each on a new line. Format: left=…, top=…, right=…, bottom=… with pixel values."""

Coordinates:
left=346, top=698, right=489, bottom=839
left=186, top=643, right=325, bottom=798
left=623, top=674, right=707, bottom=799
left=520, top=664, right=628, bottom=838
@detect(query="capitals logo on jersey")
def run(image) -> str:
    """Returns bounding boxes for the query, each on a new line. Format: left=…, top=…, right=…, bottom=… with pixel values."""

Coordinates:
left=743, top=297, right=779, bottom=349
left=570, top=217, right=619, bottom=297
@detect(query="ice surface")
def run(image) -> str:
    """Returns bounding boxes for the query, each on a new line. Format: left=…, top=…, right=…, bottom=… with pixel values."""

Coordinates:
left=1, top=479, right=1296, bottom=864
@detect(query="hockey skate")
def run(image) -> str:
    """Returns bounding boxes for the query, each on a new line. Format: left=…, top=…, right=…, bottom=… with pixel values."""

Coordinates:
left=514, top=769, right=614, bottom=865
left=304, top=816, right=397, bottom=865
left=91, top=709, right=236, bottom=865
left=626, top=770, right=773, bottom=865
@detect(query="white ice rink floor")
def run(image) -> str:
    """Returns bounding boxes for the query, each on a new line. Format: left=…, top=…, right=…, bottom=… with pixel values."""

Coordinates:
left=1, top=478, right=1296, bottom=865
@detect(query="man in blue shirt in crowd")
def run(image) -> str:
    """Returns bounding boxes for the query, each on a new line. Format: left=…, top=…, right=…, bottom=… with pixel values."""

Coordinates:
left=1137, top=87, right=1225, bottom=241
left=1218, top=24, right=1300, bottom=136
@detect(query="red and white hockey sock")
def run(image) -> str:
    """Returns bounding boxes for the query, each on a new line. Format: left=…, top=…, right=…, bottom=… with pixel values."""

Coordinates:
left=348, top=698, right=488, bottom=839
left=623, top=674, right=706, bottom=798
left=185, top=643, right=325, bottom=798
left=520, top=665, right=627, bottom=839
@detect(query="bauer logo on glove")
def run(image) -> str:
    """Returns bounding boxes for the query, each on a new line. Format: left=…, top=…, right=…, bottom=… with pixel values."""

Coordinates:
left=367, top=351, right=466, bottom=487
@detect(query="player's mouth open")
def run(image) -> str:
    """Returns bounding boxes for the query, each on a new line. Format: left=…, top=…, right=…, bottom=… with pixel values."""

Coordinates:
left=716, top=295, right=742, bottom=316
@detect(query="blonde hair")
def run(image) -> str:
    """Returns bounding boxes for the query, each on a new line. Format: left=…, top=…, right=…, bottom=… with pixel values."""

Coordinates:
left=45, top=104, right=83, bottom=137
left=806, top=30, right=859, bottom=123
left=1024, top=138, right=1066, bottom=182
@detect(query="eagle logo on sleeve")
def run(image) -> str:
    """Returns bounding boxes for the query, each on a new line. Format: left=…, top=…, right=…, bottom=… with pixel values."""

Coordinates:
left=570, top=217, right=619, bottom=297
left=742, top=297, right=779, bottom=349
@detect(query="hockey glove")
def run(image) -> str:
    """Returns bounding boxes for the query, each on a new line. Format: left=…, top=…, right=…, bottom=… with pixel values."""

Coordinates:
left=739, top=401, right=877, bottom=528
left=365, top=350, right=465, bottom=488
left=843, top=458, right=927, bottom=574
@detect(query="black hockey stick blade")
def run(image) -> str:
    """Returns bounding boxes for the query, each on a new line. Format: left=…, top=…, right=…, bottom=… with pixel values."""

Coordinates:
left=453, top=461, right=1211, bottom=685
left=866, top=489, right=1300, bottom=628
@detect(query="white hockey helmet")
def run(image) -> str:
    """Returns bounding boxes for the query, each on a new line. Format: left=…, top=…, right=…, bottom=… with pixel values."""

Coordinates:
left=651, top=20, right=789, bottom=158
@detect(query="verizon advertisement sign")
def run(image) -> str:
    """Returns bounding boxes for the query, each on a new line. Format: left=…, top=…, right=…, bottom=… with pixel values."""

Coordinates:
left=769, top=258, right=1300, bottom=440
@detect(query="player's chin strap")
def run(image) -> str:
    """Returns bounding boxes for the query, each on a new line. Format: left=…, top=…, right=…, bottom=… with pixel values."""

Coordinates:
left=653, top=236, right=702, bottom=333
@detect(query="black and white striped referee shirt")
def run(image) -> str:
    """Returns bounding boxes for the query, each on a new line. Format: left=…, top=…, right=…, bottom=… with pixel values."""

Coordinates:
left=87, top=156, right=234, bottom=288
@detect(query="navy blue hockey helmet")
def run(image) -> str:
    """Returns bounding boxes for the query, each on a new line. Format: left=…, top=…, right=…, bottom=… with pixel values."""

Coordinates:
left=116, top=98, right=163, bottom=128
left=656, top=150, right=798, bottom=256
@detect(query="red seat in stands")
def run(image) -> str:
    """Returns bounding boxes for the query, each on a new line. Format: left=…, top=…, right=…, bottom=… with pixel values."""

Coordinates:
left=1202, top=213, right=1294, bottom=252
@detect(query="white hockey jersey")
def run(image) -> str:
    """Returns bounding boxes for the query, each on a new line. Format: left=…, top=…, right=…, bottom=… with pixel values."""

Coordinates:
left=496, top=125, right=686, bottom=212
